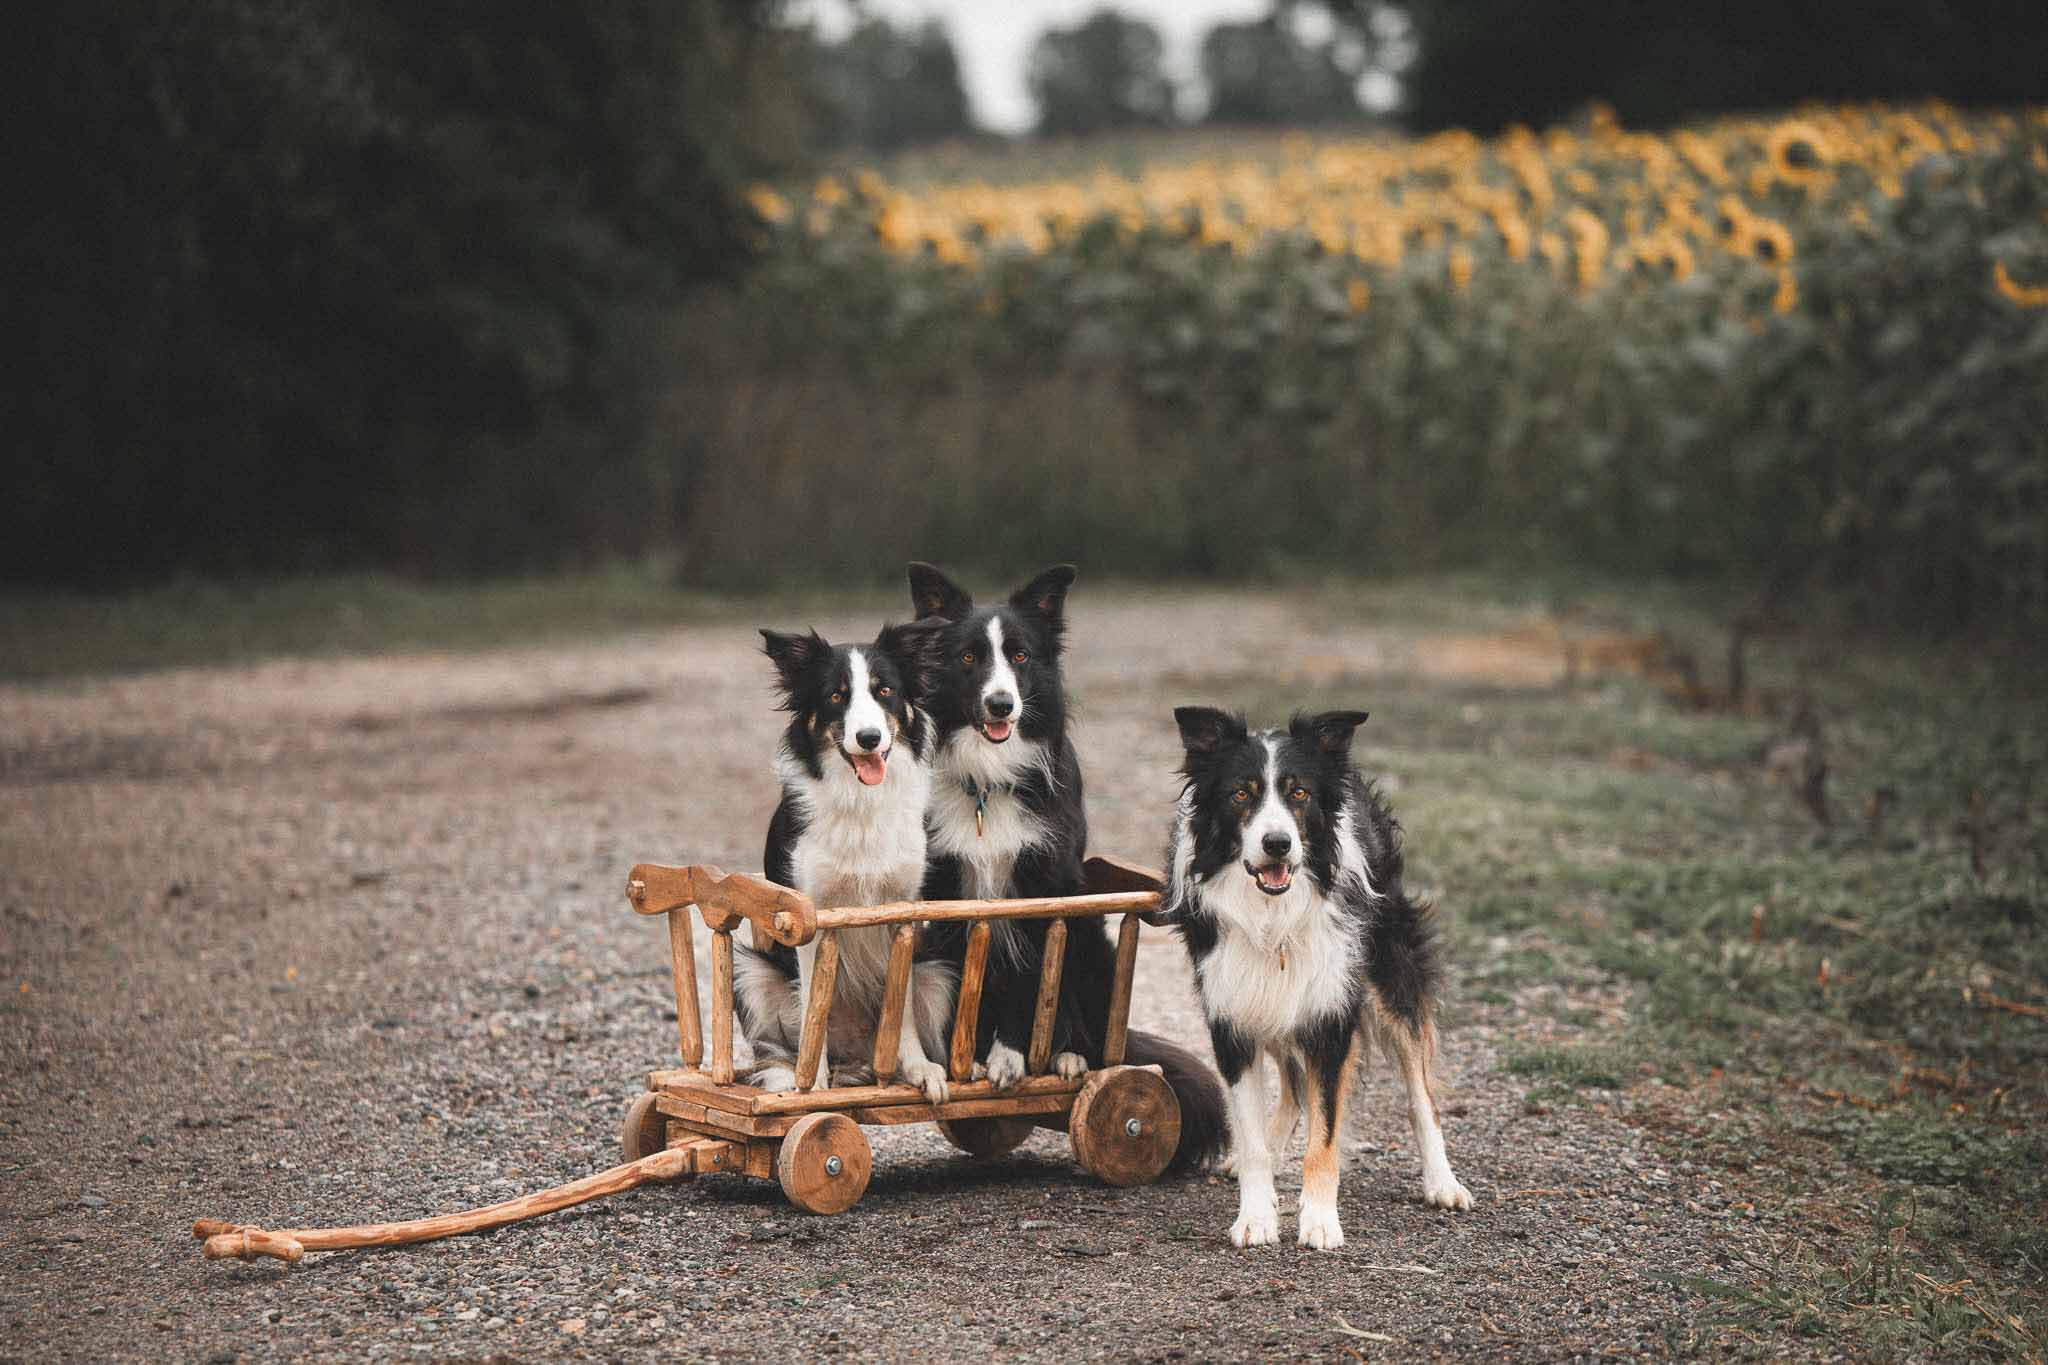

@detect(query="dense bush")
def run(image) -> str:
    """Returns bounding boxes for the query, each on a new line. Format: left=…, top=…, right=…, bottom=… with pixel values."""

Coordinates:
left=675, top=106, right=2048, bottom=627
left=6, top=0, right=798, bottom=583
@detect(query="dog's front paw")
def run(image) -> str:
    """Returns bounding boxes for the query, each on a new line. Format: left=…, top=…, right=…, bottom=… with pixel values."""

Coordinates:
left=1297, top=1201, right=1345, bottom=1251
left=752, top=1064, right=797, bottom=1094
left=1053, top=1050, right=1089, bottom=1081
left=984, top=1042, right=1026, bottom=1090
left=1423, top=1172, right=1474, bottom=1211
left=901, top=1058, right=950, bottom=1104
left=1230, top=1203, right=1281, bottom=1248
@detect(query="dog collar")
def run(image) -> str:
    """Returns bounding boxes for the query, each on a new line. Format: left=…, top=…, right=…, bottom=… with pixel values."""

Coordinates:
left=959, top=776, right=1023, bottom=838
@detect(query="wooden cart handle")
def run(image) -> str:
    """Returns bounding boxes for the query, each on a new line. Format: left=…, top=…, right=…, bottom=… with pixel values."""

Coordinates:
left=626, top=864, right=818, bottom=946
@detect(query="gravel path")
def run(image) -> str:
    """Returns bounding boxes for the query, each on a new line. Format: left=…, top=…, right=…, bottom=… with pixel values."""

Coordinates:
left=2, top=590, right=1811, bottom=1360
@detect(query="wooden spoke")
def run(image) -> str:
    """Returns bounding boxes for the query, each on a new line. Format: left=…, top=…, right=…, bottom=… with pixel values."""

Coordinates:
left=1103, top=913, right=1142, bottom=1066
left=666, top=909, right=703, bottom=1068
left=948, top=920, right=992, bottom=1082
left=710, top=930, right=735, bottom=1085
left=794, top=931, right=841, bottom=1091
left=1026, top=918, right=1068, bottom=1074
left=871, top=923, right=917, bottom=1082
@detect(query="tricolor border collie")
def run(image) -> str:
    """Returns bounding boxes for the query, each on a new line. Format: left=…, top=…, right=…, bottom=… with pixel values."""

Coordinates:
left=1167, top=707, right=1472, bottom=1250
left=733, top=621, right=957, bottom=1102
left=910, top=562, right=1226, bottom=1171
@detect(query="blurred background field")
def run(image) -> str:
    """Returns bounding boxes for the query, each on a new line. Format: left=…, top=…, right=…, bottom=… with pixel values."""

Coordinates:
left=11, top=1, right=2048, bottom=632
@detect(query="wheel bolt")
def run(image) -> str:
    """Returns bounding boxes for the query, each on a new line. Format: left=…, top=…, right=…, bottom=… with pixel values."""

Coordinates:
left=1125, top=1118, right=1143, bottom=1137
left=824, top=1155, right=843, bottom=1176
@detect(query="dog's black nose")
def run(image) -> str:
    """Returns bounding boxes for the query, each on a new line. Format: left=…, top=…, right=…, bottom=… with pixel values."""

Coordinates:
left=855, top=728, right=883, bottom=751
left=985, top=694, right=1015, bottom=719
left=1261, top=831, right=1293, bottom=859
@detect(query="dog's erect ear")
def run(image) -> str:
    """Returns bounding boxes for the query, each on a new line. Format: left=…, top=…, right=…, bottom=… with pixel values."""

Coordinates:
left=1174, top=706, right=1248, bottom=758
left=1295, top=709, right=1371, bottom=757
left=872, top=618, right=946, bottom=703
left=1009, top=565, right=1077, bottom=626
left=759, top=629, right=829, bottom=694
left=908, top=562, right=973, bottom=621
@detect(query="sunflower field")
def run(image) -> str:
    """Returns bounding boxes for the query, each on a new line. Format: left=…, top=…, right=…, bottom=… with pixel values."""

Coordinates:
left=678, top=104, right=2048, bottom=625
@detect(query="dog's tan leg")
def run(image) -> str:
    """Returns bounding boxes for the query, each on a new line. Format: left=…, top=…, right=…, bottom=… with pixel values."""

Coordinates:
left=1297, top=1033, right=1360, bottom=1250
left=1390, top=1020, right=1472, bottom=1210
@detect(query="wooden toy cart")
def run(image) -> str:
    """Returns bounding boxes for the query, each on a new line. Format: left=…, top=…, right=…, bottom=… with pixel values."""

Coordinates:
left=619, top=854, right=1179, bottom=1214
left=194, top=856, right=1177, bottom=1263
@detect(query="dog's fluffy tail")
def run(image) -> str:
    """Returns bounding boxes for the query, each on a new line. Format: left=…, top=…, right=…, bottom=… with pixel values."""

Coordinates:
left=1119, top=1028, right=1230, bottom=1173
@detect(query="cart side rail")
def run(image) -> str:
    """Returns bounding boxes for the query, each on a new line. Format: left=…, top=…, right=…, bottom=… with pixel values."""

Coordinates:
left=626, top=855, right=1173, bottom=1090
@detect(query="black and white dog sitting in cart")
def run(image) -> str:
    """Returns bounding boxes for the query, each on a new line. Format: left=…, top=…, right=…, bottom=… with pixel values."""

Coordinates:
left=908, top=562, right=1226, bottom=1170
left=733, top=621, right=957, bottom=1103
left=1166, top=706, right=1472, bottom=1250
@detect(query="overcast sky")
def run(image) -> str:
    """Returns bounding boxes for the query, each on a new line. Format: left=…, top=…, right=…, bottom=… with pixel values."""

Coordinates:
left=792, top=0, right=1293, bottom=133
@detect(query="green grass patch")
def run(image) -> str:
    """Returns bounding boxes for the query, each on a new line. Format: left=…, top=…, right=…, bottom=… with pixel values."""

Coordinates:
left=1500, top=1044, right=1633, bottom=1090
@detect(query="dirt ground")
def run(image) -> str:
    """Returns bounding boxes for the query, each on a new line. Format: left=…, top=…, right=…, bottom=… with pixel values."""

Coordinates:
left=1, top=588, right=1829, bottom=1361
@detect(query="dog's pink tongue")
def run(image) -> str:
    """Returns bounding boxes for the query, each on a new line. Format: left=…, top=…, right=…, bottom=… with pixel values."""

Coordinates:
left=983, top=720, right=1012, bottom=741
left=851, top=752, right=887, bottom=786
left=1258, top=866, right=1292, bottom=891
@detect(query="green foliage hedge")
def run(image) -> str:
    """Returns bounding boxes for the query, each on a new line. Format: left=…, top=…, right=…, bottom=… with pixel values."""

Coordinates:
left=676, top=135, right=2047, bottom=628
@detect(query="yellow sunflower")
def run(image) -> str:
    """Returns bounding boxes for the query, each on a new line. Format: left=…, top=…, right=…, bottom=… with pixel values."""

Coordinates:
left=1765, top=120, right=1834, bottom=188
left=1993, top=261, right=2048, bottom=309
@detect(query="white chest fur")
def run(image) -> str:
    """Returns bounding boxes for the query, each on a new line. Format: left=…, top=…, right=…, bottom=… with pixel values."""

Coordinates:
left=777, top=739, right=932, bottom=912
left=928, top=730, right=1051, bottom=899
left=1186, top=873, right=1359, bottom=1046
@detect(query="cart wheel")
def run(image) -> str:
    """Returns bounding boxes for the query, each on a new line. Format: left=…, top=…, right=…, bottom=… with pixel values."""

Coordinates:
left=777, top=1113, right=872, bottom=1215
left=1068, top=1066, right=1180, bottom=1187
left=621, top=1092, right=670, bottom=1164
left=936, top=1116, right=1035, bottom=1159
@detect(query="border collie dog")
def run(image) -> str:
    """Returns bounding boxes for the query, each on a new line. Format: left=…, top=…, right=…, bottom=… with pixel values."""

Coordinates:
left=734, top=622, right=956, bottom=1103
left=1167, top=707, right=1472, bottom=1251
left=909, top=562, right=1226, bottom=1170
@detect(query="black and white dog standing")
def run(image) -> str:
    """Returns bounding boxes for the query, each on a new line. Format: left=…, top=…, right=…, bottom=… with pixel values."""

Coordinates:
left=1167, top=707, right=1472, bottom=1250
left=734, top=622, right=956, bottom=1102
left=909, top=563, right=1226, bottom=1170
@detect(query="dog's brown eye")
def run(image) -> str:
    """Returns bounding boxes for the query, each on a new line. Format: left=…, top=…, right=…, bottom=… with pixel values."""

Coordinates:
left=875, top=684, right=892, bottom=697
left=1011, top=650, right=1027, bottom=664
left=1290, top=786, right=1309, bottom=803
left=960, top=652, right=976, bottom=667
left=1231, top=788, right=1250, bottom=803
left=830, top=690, right=846, bottom=705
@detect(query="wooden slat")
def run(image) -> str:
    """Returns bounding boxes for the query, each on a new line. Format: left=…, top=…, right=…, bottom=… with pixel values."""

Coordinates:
left=853, top=1093, right=1071, bottom=1127
left=871, top=923, right=918, bottom=1083
left=710, top=930, right=735, bottom=1085
left=648, top=1071, right=767, bottom=1114
left=656, top=1095, right=796, bottom=1138
left=793, top=931, right=841, bottom=1091
left=816, top=890, right=1157, bottom=932
left=667, top=909, right=703, bottom=1069
left=752, top=1069, right=1089, bottom=1116
left=1103, top=913, right=1142, bottom=1066
left=1026, top=918, right=1068, bottom=1075
left=948, top=920, right=993, bottom=1082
